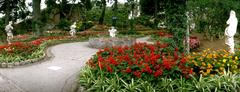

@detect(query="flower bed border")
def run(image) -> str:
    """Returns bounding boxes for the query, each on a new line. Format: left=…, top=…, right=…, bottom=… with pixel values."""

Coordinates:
left=0, top=37, right=88, bottom=68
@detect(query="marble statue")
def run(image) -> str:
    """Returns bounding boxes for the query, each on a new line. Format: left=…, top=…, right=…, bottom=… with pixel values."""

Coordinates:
left=70, top=22, right=76, bottom=36
left=225, top=10, right=238, bottom=53
left=128, top=11, right=133, bottom=20
left=5, top=21, right=13, bottom=44
left=108, top=26, right=117, bottom=37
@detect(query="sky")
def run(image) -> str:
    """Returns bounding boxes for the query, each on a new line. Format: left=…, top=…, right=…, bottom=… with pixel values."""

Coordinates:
left=0, top=0, right=127, bottom=18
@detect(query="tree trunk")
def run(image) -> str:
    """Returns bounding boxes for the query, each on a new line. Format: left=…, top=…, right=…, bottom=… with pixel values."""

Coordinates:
left=112, top=0, right=118, bottom=26
left=32, top=0, right=41, bottom=36
left=5, top=0, right=10, bottom=25
left=186, top=24, right=190, bottom=54
left=154, top=0, right=158, bottom=29
left=154, top=0, right=157, bottom=18
left=99, top=0, right=106, bottom=25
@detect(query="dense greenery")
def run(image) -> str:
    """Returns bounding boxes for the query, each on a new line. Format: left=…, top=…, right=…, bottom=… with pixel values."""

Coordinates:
left=187, top=0, right=240, bottom=40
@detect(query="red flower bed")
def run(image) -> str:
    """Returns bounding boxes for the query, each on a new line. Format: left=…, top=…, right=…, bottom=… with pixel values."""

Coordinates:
left=88, top=42, right=193, bottom=79
left=0, top=36, right=68, bottom=59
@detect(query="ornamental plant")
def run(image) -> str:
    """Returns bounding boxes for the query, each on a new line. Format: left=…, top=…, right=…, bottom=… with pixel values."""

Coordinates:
left=87, top=42, right=193, bottom=80
left=188, top=49, right=240, bottom=77
left=0, top=36, right=68, bottom=62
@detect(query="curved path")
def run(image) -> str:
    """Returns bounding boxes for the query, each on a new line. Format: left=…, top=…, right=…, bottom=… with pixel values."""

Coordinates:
left=0, top=37, right=151, bottom=92
left=0, top=42, right=98, bottom=92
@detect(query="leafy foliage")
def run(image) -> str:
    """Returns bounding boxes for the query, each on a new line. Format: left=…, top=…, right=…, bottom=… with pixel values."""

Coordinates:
left=187, top=0, right=240, bottom=40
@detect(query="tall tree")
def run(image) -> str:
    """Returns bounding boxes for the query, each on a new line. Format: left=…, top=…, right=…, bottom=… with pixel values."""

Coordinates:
left=98, top=0, right=106, bottom=24
left=112, top=0, right=118, bottom=26
left=32, top=0, right=41, bottom=36
left=0, top=0, right=27, bottom=24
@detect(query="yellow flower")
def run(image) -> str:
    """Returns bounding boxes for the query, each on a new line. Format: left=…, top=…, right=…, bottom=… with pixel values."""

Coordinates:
left=207, top=64, right=213, bottom=69
left=193, top=52, right=196, bottom=55
left=223, top=59, right=227, bottom=63
left=219, top=67, right=224, bottom=71
left=202, top=62, right=206, bottom=66
left=206, top=69, right=211, bottom=74
left=207, top=54, right=212, bottom=58
left=213, top=54, right=217, bottom=58
left=235, top=56, right=238, bottom=60
left=223, top=54, right=228, bottom=58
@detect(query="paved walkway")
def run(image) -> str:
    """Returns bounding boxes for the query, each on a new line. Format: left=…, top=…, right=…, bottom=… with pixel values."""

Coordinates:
left=0, top=42, right=98, bottom=92
left=0, top=37, right=151, bottom=92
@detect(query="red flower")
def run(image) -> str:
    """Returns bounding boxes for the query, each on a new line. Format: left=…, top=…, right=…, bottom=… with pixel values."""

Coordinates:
left=154, top=65, right=161, bottom=70
left=175, top=47, right=179, bottom=51
left=174, top=51, right=178, bottom=61
left=162, top=58, right=173, bottom=70
left=125, top=67, right=132, bottom=73
left=189, top=68, right=193, bottom=74
left=154, top=69, right=163, bottom=77
left=106, top=65, right=113, bottom=73
left=0, top=45, right=8, bottom=50
left=158, top=32, right=165, bottom=36
left=118, top=47, right=124, bottom=54
left=133, top=71, right=142, bottom=78
left=160, top=43, right=168, bottom=48
left=108, top=56, right=118, bottom=66
left=180, top=58, right=187, bottom=64
left=98, top=56, right=104, bottom=62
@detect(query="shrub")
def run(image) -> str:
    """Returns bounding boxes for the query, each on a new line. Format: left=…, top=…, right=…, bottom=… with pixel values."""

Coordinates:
left=56, top=19, right=71, bottom=31
left=76, top=21, right=94, bottom=31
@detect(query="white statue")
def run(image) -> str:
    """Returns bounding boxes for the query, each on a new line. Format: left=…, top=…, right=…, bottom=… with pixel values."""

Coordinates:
left=108, top=26, right=117, bottom=37
left=70, top=22, right=76, bottom=36
left=225, top=10, right=238, bottom=53
left=5, top=21, right=14, bottom=44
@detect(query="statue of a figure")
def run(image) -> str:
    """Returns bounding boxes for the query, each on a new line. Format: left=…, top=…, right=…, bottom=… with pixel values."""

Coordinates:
left=70, top=22, right=76, bottom=37
left=108, top=26, right=117, bottom=37
left=5, top=21, right=14, bottom=44
left=225, top=10, right=238, bottom=53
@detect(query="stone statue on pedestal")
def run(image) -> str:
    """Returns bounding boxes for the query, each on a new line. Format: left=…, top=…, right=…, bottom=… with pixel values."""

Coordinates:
left=225, top=10, right=238, bottom=53
left=5, top=21, right=14, bottom=44
left=108, top=26, right=117, bottom=37
left=70, top=22, right=76, bottom=37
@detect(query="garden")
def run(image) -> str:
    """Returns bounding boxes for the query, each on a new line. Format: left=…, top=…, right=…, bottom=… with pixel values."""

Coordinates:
left=0, top=0, right=240, bottom=92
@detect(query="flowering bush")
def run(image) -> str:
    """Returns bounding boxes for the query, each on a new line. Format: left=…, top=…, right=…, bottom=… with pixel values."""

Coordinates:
left=189, top=36, right=200, bottom=49
left=188, top=49, right=240, bottom=76
left=0, top=36, right=70, bottom=62
left=152, top=31, right=200, bottom=50
left=87, top=42, right=193, bottom=80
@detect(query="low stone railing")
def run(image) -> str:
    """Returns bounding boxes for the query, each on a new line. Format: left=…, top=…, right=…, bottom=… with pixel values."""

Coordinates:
left=88, top=37, right=136, bottom=49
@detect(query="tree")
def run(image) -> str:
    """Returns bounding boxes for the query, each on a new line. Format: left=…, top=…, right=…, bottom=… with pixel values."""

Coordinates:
left=165, top=0, right=187, bottom=52
left=112, top=0, right=118, bottom=26
left=32, top=0, right=41, bottom=36
left=98, top=0, right=106, bottom=24
left=0, top=0, right=27, bottom=24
